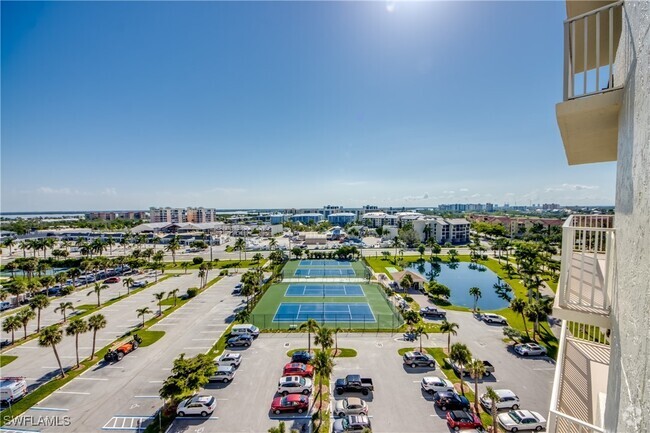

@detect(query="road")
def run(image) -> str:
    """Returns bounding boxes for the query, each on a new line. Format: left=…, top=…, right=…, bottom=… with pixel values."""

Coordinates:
left=18, top=274, right=244, bottom=433
left=1, top=272, right=203, bottom=394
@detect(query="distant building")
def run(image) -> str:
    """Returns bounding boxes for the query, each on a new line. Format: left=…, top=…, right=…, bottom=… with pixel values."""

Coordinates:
left=327, top=212, right=356, bottom=226
left=186, top=207, right=216, bottom=223
left=290, top=213, right=324, bottom=224
left=86, top=211, right=146, bottom=221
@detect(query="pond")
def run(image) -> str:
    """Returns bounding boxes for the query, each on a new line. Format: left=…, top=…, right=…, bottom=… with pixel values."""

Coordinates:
left=407, top=261, right=512, bottom=311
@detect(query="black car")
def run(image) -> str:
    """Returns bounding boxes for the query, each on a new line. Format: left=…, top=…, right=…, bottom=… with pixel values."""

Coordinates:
left=403, top=351, right=436, bottom=368
left=226, top=334, right=254, bottom=347
left=434, top=391, right=471, bottom=411
left=291, top=351, right=313, bottom=364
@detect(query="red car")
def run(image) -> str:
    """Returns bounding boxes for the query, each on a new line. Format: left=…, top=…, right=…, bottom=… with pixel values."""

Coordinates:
left=283, top=363, right=314, bottom=377
left=104, top=277, right=121, bottom=284
left=446, top=410, right=482, bottom=431
left=270, top=394, right=309, bottom=415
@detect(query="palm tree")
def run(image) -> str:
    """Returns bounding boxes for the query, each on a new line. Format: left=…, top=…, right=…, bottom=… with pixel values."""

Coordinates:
left=2, top=315, right=21, bottom=344
left=198, top=269, right=206, bottom=287
left=165, top=236, right=181, bottom=265
left=391, top=237, right=402, bottom=263
left=153, top=291, right=166, bottom=315
left=17, top=307, right=36, bottom=339
left=68, top=268, right=81, bottom=288
left=234, top=237, right=246, bottom=261
left=3, top=238, right=15, bottom=255
left=403, top=310, right=420, bottom=332
left=484, top=386, right=500, bottom=430
left=440, top=320, right=459, bottom=354
left=468, top=359, right=487, bottom=411
left=87, top=283, right=109, bottom=307
left=267, top=421, right=286, bottom=433
left=104, top=237, right=115, bottom=256
left=268, top=238, right=278, bottom=251
left=66, top=318, right=88, bottom=368
left=136, top=307, right=152, bottom=327
left=333, top=327, right=343, bottom=356
left=449, top=343, right=472, bottom=395
left=298, top=319, right=320, bottom=353
left=312, top=350, right=335, bottom=415
left=87, top=314, right=107, bottom=359
left=54, top=302, right=75, bottom=322
left=510, top=298, right=530, bottom=339
left=167, top=288, right=180, bottom=307
left=314, top=327, right=334, bottom=351
left=525, top=301, right=547, bottom=341
left=123, top=277, right=135, bottom=295
left=469, top=287, right=482, bottom=313
left=39, top=325, right=66, bottom=377
left=414, top=324, right=429, bottom=352
left=180, top=262, right=190, bottom=275
left=29, top=294, right=50, bottom=332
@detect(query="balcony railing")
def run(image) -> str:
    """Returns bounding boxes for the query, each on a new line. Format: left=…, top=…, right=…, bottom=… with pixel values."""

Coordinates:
left=555, top=215, right=615, bottom=327
left=563, top=1, right=623, bottom=100
left=548, top=321, right=610, bottom=433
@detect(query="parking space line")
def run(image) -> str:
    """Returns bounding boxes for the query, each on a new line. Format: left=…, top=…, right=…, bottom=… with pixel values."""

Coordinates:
left=30, top=407, right=69, bottom=412
left=191, top=338, right=216, bottom=341
left=76, top=377, right=109, bottom=381
left=148, top=381, right=164, bottom=383
left=134, top=395, right=159, bottom=398
left=54, top=391, right=90, bottom=395
left=175, top=417, right=219, bottom=420
left=182, top=346, right=212, bottom=349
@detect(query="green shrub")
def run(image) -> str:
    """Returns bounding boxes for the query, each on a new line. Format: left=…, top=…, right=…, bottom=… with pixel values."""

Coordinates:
left=219, top=269, right=228, bottom=276
left=192, top=257, right=204, bottom=265
left=403, top=295, right=414, bottom=302
left=186, top=287, right=199, bottom=298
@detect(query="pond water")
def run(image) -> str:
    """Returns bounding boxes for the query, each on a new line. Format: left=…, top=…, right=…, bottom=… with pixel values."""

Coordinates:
left=408, top=261, right=512, bottom=311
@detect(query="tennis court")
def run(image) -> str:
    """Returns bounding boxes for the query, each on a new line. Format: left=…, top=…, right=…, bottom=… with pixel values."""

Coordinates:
left=294, top=268, right=357, bottom=277
left=299, top=260, right=352, bottom=267
left=273, top=303, right=376, bottom=322
left=285, top=284, right=364, bottom=297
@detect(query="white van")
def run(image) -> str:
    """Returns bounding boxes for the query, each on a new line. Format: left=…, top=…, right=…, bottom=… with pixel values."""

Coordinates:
left=1, top=377, right=28, bottom=404
left=230, top=324, right=260, bottom=337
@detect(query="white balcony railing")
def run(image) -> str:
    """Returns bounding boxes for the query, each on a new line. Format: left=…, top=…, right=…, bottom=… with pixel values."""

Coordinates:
left=556, top=215, right=615, bottom=326
left=563, top=1, right=624, bottom=100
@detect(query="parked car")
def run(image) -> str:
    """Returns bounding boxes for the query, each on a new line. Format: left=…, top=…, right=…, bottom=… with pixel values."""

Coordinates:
left=283, top=362, right=314, bottom=377
left=277, top=375, right=312, bottom=396
left=514, top=343, right=547, bottom=357
left=217, top=352, right=242, bottom=368
left=176, top=395, right=217, bottom=417
left=434, top=391, right=471, bottom=411
left=104, top=335, right=141, bottom=362
left=334, top=375, right=374, bottom=396
left=270, top=394, right=309, bottom=415
left=0, top=377, right=28, bottom=405
left=209, top=365, right=236, bottom=383
left=450, top=359, right=495, bottom=376
left=403, top=351, right=436, bottom=368
left=498, top=410, right=547, bottom=432
left=421, top=376, right=454, bottom=394
left=291, top=350, right=313, bottom=364
left=104, top=277, right=120, bottom=284
left=130, top=280, right=148, bottom=288
left=482, top=313, right=508, bottom=325
left=226, top=334, right=254, bottom=348
left=446, top=410, right=483, bottom=431
left=332, top=414, right=371, bottom=433
left=334, top=397, right=368, bottom=417
left=480, top=389, right=520, bottom=411
left=419, top=306, right=447, bottom=318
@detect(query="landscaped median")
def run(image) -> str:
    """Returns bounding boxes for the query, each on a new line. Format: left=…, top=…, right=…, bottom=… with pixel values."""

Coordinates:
left=0, top=275, right=223, bottom=425
left=0, top=355, right=17, bottom=367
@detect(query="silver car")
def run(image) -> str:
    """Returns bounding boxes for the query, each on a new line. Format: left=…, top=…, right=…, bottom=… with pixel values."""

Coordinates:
left=209, top=365, right=236, bottom=383
left=334, top=397, right=368, bottom=418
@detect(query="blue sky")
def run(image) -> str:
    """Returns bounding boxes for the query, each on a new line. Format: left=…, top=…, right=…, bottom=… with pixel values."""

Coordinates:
left=1, top=1, right=616, bottom=211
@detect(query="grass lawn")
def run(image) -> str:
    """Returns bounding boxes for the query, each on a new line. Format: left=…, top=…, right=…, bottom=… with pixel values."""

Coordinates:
left=137, top=330, right=165, bottom=347
left=0, top=354, right=17, bottom=367
left=250, top=281, right=401, bottom=330
left=164, top=259, right=266, bottom=271
left=286, top=348, right=358, bottom=358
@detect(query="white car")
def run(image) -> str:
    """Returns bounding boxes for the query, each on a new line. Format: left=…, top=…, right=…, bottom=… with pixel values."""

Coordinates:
left=498, top=410, right=547, bottom=432
left=482, top=313, right=508, bottom=325
left=420, top=376, right=454, bottom=394
left=209, top=365, right=236, bottom=383
left=334, top=397, right=368, bottom=417
left=278, top=375, right=312, bottom=396
left=480, top=389, right=520, bottom=410
left=514, top=343, right=547, bottom=357
left=218, top=352, right=242, bottom=368
left=176, top=395, right=217, bottom=417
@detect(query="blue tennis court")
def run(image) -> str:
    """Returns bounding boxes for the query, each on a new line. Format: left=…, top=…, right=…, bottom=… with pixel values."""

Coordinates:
left=299, top=260, right=352, bottom=267
left=273, top=303, right=376, bottom=322
left=285, top=284, right=364, bottom=297
left=294, top=268, right=356, bottom=277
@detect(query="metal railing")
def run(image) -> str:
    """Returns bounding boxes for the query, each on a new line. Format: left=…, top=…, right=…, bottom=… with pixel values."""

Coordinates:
left=558, top=215, right=615, bottom=315
left=563, top=1, right=624, bottom=100
left=566, top=321, right=610, bottom=345
left=548, top=409, right=606, bottom=433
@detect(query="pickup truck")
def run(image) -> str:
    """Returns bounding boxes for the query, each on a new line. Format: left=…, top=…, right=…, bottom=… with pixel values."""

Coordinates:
left=334, top=374, right=374, bottom=396
left=449, top=358, right=495, bottom=377
left=419, top=306, right=447, bottom=318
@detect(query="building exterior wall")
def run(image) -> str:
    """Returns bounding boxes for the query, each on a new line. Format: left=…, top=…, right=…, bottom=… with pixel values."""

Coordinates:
left=605, top=3, right=650, bottom=432
left=327, top=213, right=356, bottom=226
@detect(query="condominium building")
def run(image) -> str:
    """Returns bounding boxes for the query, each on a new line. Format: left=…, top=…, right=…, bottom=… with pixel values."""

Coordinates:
left=549, top=2, right=648, bottom=433
left=149, top=207, right=185, bottom=223
left=186, top=207, right=216, bottom=223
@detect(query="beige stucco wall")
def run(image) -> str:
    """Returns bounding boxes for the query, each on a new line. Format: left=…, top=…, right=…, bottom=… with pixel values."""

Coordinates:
left=606, top=1, right=650, bottom=432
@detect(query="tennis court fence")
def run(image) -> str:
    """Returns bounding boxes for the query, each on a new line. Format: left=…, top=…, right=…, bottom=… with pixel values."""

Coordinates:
left=250, top=313, right=404, bottom=331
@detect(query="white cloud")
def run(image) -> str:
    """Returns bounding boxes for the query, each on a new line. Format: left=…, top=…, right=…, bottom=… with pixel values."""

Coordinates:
left=403, top=193, right=429, bottom=202
left=36, top=187, right=76, bottom=195
left=101, top=187, right=117, bottom=196
left=459, top=188, right=469, bottom=192
left=545, top=183, right=599, bottom=192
